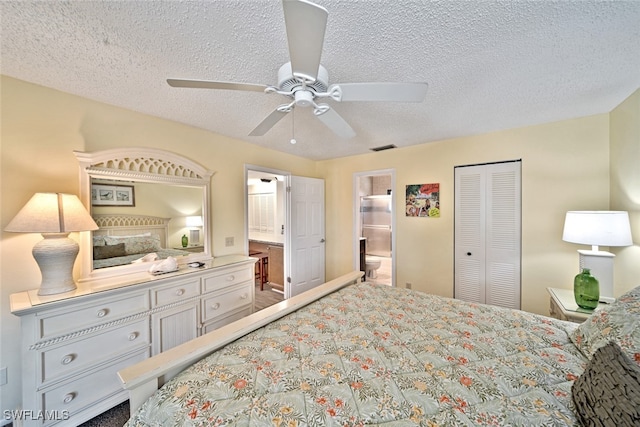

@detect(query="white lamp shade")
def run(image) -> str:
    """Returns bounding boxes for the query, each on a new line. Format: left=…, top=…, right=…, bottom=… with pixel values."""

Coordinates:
left=186, top=216, right=203, bottom=227
left=562, top=211, right=633, bottom=247
left=5, top=193, right=98, bottom=233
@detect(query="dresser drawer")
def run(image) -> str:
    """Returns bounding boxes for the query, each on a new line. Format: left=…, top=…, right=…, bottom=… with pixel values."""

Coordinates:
left=152, top=278, right=200, bottom=307
left=202, top=283, right=252, bottom=322
left=41, top=319, right=149, bottom=384
left=41, top=349, right=148, bottom=422
left=202, top=266, right=253, bottom=293
left=39, top=292, right=149, bottom=338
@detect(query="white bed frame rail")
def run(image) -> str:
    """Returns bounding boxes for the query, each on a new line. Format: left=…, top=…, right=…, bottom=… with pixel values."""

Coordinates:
left=118, top=270, right=364, bottom=415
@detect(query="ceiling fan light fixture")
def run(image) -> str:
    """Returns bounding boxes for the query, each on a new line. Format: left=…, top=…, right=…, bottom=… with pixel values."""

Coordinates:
left=294, top=90, right=314, bottom=107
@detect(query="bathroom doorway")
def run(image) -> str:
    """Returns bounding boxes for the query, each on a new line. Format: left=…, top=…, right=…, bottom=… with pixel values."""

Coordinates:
left=353, top=169, right=396, bottom=286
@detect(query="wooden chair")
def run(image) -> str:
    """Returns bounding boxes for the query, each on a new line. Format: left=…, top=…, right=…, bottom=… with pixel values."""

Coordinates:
left=250, top=250, right=269, bottom=290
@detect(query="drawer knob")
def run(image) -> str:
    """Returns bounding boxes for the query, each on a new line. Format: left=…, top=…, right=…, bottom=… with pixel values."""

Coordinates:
left=128, top=332, right=139, bottom=341
left=211, top=302, right=220, bottom=310
left=61, top=354, right=75, bottom=365
left=96, top=309, right=109, bottom=318
left=241, top=293, right=248, bottom=300
left=63, top=393, right=75, bottom=404
left=175, top=289, right=185, bottom=296
left=226, top=275, right=235, bottom=281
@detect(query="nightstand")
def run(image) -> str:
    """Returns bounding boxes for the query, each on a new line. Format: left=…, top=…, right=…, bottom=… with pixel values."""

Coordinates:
left=176, top=245, right=204, bottom=253
left=547, top=287, right=603, bottom=323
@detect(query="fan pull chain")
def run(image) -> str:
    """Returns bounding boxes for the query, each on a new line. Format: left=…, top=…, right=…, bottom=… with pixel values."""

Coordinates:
left=290, top=109, right=297, bottom=144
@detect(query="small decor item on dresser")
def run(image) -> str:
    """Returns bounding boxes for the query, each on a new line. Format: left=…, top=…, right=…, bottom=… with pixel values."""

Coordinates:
left=149, top=256, right=179, bottom=275
left=181, top=234, right=188, bottom=248
left=574, top=268, right=599, bottom=309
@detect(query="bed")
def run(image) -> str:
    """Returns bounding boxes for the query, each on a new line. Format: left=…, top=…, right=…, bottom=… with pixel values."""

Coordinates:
left=119, top=272, right=640, bottom=426
left=92, top=214, right=191, bottom=269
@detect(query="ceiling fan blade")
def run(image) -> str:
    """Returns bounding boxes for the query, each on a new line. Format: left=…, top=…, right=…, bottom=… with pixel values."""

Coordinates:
left=283, top=0, right=327, bottom=82
left=167, top=79, right=268, bottom=93
left=330, top=82, right=429, bottom=102
left=314, top=105, right=356, bottom=139
left=249, top=108, right=290, bottom=136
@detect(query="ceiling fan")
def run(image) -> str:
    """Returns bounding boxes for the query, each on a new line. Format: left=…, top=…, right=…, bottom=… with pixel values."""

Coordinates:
left=167, top=0, right=428, bottom=139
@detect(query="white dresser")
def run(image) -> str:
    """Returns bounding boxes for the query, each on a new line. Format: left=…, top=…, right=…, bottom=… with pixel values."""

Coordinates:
left=10, top=255, right=256, bottom=427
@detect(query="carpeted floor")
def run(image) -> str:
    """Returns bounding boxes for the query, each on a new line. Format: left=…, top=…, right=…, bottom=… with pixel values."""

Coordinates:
left=81, top=282, right=282, bottom=426
left=79, top=401, right=129, bottom=427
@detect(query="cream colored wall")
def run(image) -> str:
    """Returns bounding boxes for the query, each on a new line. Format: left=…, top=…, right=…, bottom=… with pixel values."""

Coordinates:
left=0, top=76, right=317, bottom=416
left=610, top=88, right=640, bottom=295
left=318, top=114, right=611, bottom=316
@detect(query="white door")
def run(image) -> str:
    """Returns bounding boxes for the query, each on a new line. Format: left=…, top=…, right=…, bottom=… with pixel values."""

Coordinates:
left=454, top=161, right=521, bottom=309
left=286, top=176, right=325, bottom=298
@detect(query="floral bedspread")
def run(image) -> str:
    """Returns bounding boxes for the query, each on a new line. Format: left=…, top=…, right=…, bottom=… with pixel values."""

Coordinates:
left=127, top=283, right=586, bottom=426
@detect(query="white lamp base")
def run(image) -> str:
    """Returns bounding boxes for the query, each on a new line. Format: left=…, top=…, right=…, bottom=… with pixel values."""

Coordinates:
left=189, top=229, right=200, bottom=246
left=33, top=233, right=79, bottom=295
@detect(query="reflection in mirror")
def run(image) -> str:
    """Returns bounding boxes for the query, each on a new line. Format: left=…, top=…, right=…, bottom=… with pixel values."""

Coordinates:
left=91, top=179, right=204, bottom=270
left=75, top=148, right=213, bottom=281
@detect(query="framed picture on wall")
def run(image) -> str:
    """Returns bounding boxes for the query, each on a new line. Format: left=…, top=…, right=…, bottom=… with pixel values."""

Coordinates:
left=91, top=184, right=135, bottom=206
left=406, top=183, right=440, bottom=217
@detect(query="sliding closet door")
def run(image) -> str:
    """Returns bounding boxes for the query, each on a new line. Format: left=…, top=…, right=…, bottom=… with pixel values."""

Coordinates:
left=454, top=166, right=487, bottom=303
left=454, top=161, right=521, bottom=309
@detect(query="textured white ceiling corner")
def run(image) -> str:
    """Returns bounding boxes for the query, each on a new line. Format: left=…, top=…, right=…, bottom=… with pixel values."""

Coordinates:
left=1, top=0, right=639, bottom=161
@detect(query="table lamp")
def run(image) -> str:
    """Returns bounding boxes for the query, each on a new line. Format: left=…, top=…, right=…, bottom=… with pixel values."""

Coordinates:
left=5, top=193, right=99, bottom=295
left=186, top=215, right=203, bottom=246
left=562, top=211, right=633, bottom=302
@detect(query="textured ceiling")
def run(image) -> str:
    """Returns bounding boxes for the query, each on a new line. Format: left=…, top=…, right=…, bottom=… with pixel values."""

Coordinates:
left=2, top=1, right=639, bottom=161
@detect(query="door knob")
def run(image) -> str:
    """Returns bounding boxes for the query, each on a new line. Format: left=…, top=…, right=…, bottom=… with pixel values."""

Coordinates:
left=320, top=238, right=326, bottom=243
left=467, top=252, right=472, bottom=256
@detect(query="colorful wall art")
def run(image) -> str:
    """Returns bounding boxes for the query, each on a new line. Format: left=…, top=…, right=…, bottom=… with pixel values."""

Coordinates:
left=406, top=183, right=440, bottom=217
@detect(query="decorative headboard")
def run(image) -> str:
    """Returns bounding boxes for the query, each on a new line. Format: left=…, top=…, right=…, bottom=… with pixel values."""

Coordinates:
left=92, top=214, right=171, bottom=247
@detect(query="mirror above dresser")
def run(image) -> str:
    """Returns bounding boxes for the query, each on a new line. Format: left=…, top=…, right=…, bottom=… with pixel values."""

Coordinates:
left=74, top=147, right=214, bottom=282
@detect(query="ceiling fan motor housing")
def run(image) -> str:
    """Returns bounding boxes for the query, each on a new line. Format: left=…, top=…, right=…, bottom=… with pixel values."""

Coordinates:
left=277, top=62, right=328, bottom=94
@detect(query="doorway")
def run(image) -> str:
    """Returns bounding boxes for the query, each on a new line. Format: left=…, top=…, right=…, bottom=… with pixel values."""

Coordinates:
left=353, top=169, right=396, bottom=286
left=245, top=166, right=288, bottom=308
left=245, top=165, right=326, bottom=303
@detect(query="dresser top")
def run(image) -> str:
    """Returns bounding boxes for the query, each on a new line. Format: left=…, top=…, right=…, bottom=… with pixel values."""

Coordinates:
left=10, top=255, right=256, bottom=314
